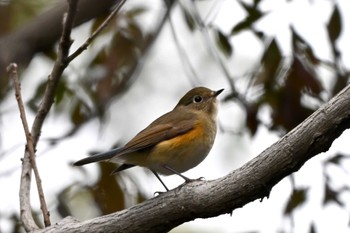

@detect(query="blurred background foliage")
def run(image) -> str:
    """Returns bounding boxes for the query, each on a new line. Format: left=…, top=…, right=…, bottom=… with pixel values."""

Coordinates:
left=0, top=0, right=349, bottom=232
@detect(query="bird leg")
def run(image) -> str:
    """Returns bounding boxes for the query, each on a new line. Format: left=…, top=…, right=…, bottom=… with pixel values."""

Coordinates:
left=152, top=165, right=205, bottom=195
left=151, top=170, right=169, bottom=192
left=162, top=165, right=202, bottom=183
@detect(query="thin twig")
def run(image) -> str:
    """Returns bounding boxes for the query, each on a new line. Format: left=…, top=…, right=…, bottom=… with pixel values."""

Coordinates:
left=18, top=0, right=79, bottom=231
left=120, top=0, right=176, bottom=81
left=17, top=0, right=130, bottom=231
left=10, top=75, right=38, bottom=232
left=31, top=0, right=79, bottom=145
left=185, top=2, right=249, bottom=107
left=167, top=10, right=201, bottom=86
left=66, top=0, right=127, bottom=63
left=7, top=64, right=52, bottom=227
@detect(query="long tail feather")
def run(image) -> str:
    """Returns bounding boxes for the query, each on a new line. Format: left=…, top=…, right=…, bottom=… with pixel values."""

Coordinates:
left=73, top=148, right=122, bottom=166
left=111, top=164, right=135, bottom=174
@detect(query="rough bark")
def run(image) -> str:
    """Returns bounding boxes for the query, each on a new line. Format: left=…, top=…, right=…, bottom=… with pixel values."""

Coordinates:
left=30, top=84, right=350, bottom=233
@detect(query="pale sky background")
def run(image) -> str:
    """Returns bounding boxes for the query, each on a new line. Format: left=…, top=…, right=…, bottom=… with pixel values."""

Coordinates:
left=1, top=0, right=350, bottom=232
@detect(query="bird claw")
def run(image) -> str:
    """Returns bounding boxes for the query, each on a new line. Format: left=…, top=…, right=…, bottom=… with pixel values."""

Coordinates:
left=184, top=176, right=205, bottom=183
left=154, top=191, right=166, bottom=196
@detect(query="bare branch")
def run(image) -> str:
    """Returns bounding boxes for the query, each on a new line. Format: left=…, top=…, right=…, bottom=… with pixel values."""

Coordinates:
left=7, top=63, right=51, bottom=227
left=19, top=151, right=39, bottom=232
left=7, top=66, right=38, bottom=232
left=168, top=12, right=201, bottom=86
left=67, top=0, right=127, bottom=63
left=17, top=0, right=79, bottom=231
left=184, top=1, right=248, bottom=105
left=34, top=84, right=350, bottom=232
left=31, top=0, right=79, bottom=148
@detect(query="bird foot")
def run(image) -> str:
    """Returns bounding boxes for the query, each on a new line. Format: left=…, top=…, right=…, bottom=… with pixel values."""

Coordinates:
left=184, top=176, right=205, bottom=183
left=154, top=191, right=166, bottom=196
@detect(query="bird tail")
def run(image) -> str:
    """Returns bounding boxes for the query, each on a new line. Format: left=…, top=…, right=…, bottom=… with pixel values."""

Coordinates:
left=73, top=148, right=122, bottom=166
left=111, top=164, right=135, bottom=174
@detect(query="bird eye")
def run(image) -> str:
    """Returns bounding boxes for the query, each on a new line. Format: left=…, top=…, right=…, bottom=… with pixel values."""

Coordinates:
left=193, top=95, right=203, bottom=103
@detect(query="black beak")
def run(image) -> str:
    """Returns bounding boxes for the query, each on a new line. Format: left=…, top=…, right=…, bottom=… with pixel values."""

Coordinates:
left=214, top=89, right=224, bottom=97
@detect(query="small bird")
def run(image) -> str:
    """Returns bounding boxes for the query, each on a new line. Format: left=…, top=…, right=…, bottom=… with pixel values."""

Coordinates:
left=74, top=87, right=223, bottom=191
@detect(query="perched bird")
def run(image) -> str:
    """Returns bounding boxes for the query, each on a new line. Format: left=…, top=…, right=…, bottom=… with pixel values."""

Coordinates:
left=74, top=87, right=223, bottom=191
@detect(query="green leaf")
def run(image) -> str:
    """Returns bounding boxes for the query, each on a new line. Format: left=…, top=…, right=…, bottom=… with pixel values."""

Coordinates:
left=182, top=7, right=196, bottom=31
left=238, top=0, right=264, bottom=19
left=253, top=0, right=262, bottom=6
left=28, top=80, right=47, bottom=112
left=284, top=188, right=307, bottom=215
left=323, top=183, right=343, bottom=206
left=91, top=16, right=109, bottom=34
left=55, top=79, right=72, bottom=106
left=231, top=20, right=252, bottom=35
left=71, top=101, right=90, bottom=125
left=326, top=153, right=348, bottom=165
left=231, top=0, right=265, bottom=35
left=215, top=29, right=233, bottom=57
left=127, top=6, right=148, bottom=18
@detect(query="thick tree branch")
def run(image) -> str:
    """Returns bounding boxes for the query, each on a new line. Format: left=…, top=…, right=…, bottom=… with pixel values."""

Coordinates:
left=33, top=84, right=350, bottom=232
left=0, top=0, right=117, bottom=79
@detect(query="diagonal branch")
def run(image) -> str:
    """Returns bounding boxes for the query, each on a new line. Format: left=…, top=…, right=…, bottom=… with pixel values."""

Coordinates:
left=17, top=0, right=129, bottom=231
left=31, top=0, right=79, bottom=146
left=66, top=0, right=127, bottom=63
left=9, top=68, right=38, bottom=231
left=36, top=83, right=350, bottom=233
left=18, top=0, right=79, bottom=231
left=7, top=63, right=51, bottom=227
left=184, top=1, right=248, bottom=107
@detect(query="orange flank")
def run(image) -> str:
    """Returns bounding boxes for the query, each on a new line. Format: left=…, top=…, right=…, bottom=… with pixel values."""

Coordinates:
left=149, top=120, right=212, bottom=174
left=157, top=122, right=203, bottom=152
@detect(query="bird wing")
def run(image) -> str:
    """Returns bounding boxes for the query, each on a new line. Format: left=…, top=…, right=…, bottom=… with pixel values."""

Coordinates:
left=73, top=109, right=197, bottom=166
left=116, top=110, right=197, bottom=155
left=73, top=148, right=122, bottom=166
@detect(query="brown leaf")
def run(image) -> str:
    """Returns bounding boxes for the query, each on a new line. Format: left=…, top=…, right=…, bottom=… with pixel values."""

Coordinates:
left=327, top=5, right=342, bottom=44
left=245, top=104, right=259, bottom=135
left=288, top=56, right=322, bottom=95
left=258, top=38, right=282, bottom=90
